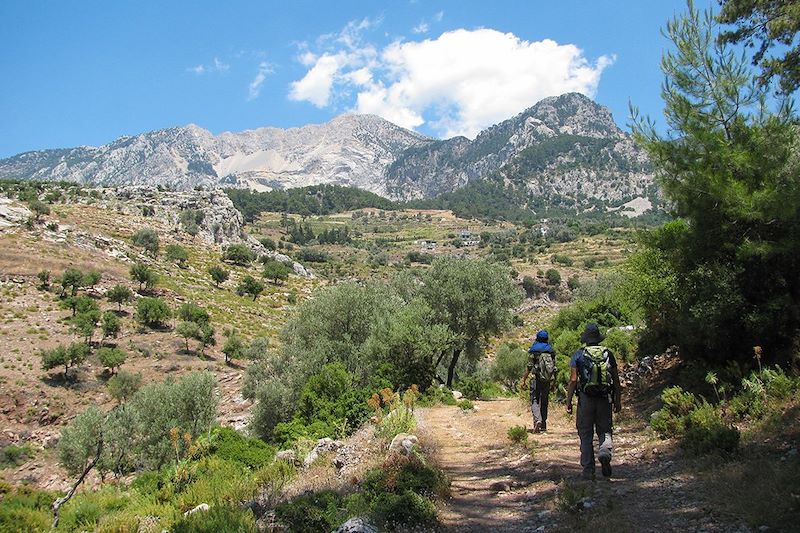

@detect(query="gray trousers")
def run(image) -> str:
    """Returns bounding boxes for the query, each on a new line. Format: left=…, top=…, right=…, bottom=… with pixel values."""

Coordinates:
left=576, top=392, right=613, bottom=475
left=530, top=377, right=549, bottom=428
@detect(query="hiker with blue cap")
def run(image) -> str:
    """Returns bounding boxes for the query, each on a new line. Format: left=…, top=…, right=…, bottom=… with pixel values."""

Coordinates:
left=522, top=330, right=556, bottom=433
left=566, top=323, right=621, bottom=480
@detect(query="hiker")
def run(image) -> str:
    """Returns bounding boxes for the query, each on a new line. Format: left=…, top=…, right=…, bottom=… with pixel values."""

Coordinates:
left=565, top=324, right=621, bottom=480
left=522, top=330, right=556, bottom=432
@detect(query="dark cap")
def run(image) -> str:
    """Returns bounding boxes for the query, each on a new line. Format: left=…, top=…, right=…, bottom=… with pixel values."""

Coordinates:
left=536, top=330, right=549, bottom=342
left=581, top=323, right=604, bottom=344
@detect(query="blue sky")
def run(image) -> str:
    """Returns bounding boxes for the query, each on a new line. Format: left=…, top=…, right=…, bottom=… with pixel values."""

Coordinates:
left=0, top=0, right=715, bottom=158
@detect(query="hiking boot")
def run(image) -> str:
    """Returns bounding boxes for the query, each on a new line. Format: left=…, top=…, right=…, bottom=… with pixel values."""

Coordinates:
left=599, top=455, right=612, bottom=478
left=533, top=422, right=542, bottom=433
left=540, top=423, right=547, bottom=432
left=579, top=470, right=595, bottom=482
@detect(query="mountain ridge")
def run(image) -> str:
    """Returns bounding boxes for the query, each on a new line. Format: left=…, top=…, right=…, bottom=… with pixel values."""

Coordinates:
left=0, top=93, right=656, bottom=212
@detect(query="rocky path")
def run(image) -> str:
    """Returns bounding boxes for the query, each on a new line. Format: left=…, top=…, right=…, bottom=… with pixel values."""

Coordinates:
left=417, top=397, right=746, bottom=533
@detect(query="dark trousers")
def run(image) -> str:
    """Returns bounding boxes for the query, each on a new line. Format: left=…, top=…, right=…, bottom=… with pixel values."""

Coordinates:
left=576, top=392, right=613, bottom=475
left=530, top=377, right=550, bottom=428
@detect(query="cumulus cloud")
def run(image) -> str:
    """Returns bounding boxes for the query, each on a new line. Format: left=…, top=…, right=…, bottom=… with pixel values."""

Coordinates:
left=289, top=25, right=613, bottom=138
left=248, top=61, right=274, bottom=101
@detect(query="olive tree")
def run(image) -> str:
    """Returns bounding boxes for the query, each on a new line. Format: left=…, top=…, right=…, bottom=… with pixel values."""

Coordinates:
left=420, top=258, right=523, bottom=387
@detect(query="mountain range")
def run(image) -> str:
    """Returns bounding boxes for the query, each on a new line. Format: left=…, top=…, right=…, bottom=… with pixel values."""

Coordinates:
left=0, top=93, right=656, bottom=212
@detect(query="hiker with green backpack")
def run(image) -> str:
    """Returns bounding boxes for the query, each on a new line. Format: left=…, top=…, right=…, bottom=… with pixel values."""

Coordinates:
left=522, top=330, right=557, bottom=433
left=566, top=324, right=621, bottom=480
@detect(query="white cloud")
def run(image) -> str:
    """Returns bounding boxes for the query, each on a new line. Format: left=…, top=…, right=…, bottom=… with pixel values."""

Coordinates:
left=412, top=22, right=429, bottom=34
left=213, top=57, right=230, bottom=73
left=433, top=11, right=444, bottom=22
left=289, top=26, right=613, bottom=138
left=187, top=57, right=229, bottom=75
left=248, top=61, right=274, bottom=101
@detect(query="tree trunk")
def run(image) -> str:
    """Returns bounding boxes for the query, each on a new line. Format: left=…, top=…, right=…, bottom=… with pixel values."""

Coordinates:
left=446, top=348, right=461, bottom=388
left=52, top=437, right=103, bottom=528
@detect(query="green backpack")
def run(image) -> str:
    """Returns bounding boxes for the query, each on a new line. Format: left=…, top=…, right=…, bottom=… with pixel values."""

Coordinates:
left=579, top=345, right=613, bottom=396
left=532, top=351, right=556, bottom=383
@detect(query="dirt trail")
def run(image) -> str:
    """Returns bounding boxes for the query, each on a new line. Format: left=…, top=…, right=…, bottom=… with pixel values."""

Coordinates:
left=417, top=398, right=741, bottom=533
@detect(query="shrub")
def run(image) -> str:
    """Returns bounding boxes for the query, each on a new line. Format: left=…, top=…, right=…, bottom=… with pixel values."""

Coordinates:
left=222, top=330, right=245, bottom=364
left=522, top=275, right=546, bottom=298
left=165, top=244, right=189, bottom=267
left=59, top=267, right=84, bottom=296
left=208, top=265, right=229, bottom=287
left=490, top=342, right=528, bottom=390
left=262, top=259, right=291, bottom=284
left=507, top=425, right=528, bottom=444
left=36, top=269, right=50, bottom=290
left=41, top=342, right=89, bottom=379
left=0, top=485, right=53, bottom=532
left=681, top=402, right=740, bottom=456
left=551, top=254, right=574, bottom=266
left=131, top=228, right=160, bottom=256
left=101, top=310, right=121, bottom=340
left=456, top=376, right=485, bottom=400
left=83, top=270, right=102, bottom=289
left=223, top=244, right=255, bottom=266
left=177, top=302, right=210, bottom=326
left=129, top=263, right=157, bottom=291
left=371, top=491, right=437, bottom=531
left=209, top=427, right=275, bottom=470
left=135, top=297, right=172, bottom=328
left=545, top=268, right=562, bottom=286
left=1, top=444, right=34, bottom=467
left=274, top=490, right=346, bottom=533
left=107, top=371, right=142, bottom=403
left=171, top=503, right=257, bottom=533
left=650, top=386, right=697, bottom=438
left=236, top=276, right=264, bottom=301
left=259, top=237, right=276, bottom=250
left=250, top=380, right=295, bottom=441
left=97, top=347, right=126, bottom=373
left=107, top=284, right=133, bottom=310
left=458, top=399, right=474, bottom=411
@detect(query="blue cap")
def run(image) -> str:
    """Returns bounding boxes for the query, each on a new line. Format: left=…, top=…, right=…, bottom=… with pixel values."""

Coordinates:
left=536, top=330, right=549, bottom=342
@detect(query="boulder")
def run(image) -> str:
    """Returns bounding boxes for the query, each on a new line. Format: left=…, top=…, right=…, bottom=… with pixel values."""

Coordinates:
left=388, top=433, right=419, bottom=455
left=276, top=450, right=296, bottom=463
left=303, top=437, right=344, bottom=468
left=331, top=517, right=378, bottom=533
left=183, top=503, right=209, bottom=517
left=452, top=390, right=463, bottom=400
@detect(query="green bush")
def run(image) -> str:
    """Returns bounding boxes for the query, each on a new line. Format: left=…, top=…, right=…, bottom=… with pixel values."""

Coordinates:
left=131, top=228, right=160, bottom=256
left=507, top=425, right=528, bottom=444
left=681, top=402, right=740, bottom=456
left=274, top=490, right=346, bottom=533
left=418, top=386, right=457, bottom=406
left=1, top=444, right=35, bottom=467
left=551, top=254, right=574, bottom=266
left=458, top=399, right=474, bottom=411
left=371, top=491, right=437, bottom=531
left=209, top=427, right=275, bottom=470
left=490, top=342, right=528, bottom=390
left=545, top=268, right=562, bottom=286
left=0, top=485, right=54, bottom=533
left=135, top=297, right=172, bottom=328
left=603, top=328, right=637, bottom=363
left=171, top=503, right=257, bottom=533
left=223, top=244, right=255, bottom=266
left=456, top=376, right=485, bottom=400
left=650, top=386, right=697, bottom=438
